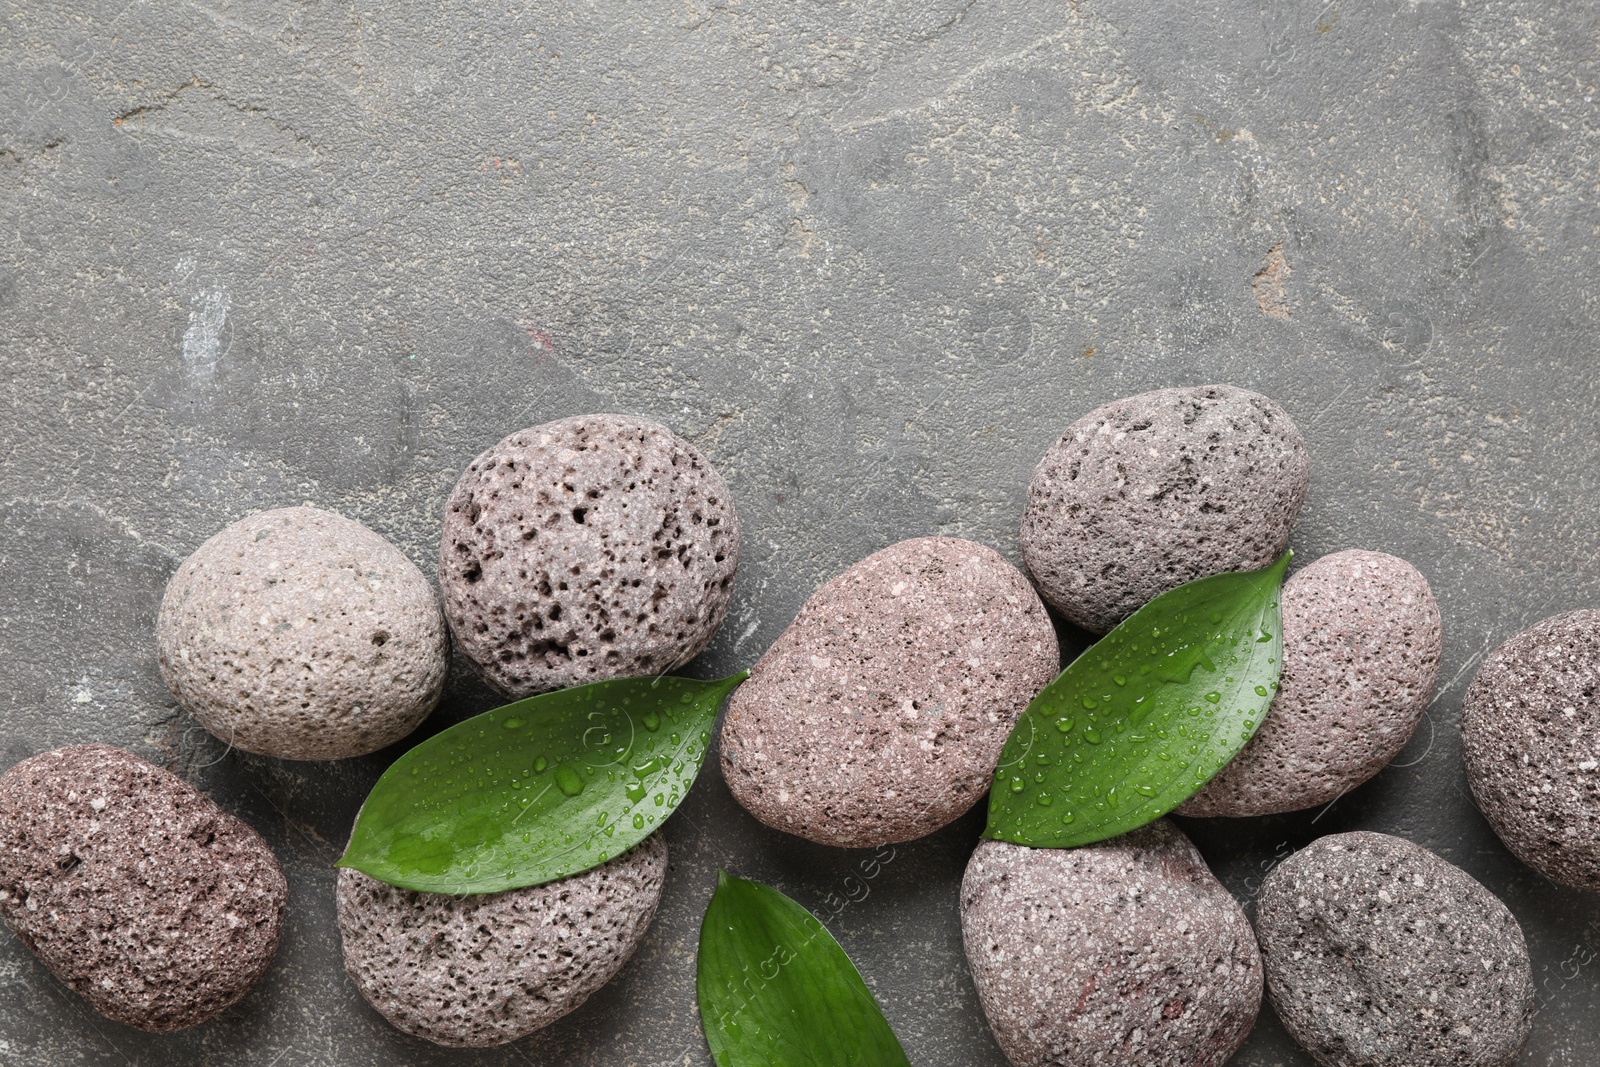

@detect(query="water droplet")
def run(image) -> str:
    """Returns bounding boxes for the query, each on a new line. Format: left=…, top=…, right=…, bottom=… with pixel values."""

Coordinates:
left=554, top=765, right=585, bottom=797
left=1055, top=717, right=1076, bottom=733
left=1135, top=784, right=1156, bottom=797
left=1243, top=719, right=1255, bottom=730
left=642, top=711, right=662, bottom=731
left=1083, top=728, right=1103, bottom=745
left=1113, top=674, right=1127, bottom=686
left=633, top=813, right=646, bottom=829
left=1009, top=778, right=1025, bottom=793
left=502, top=716, right=526, bottom=730
left=1210, top=612, right=1222, bottom=623
left=1254, top=685, right=1268, bottom=697
left=1036, top=794, right=1053, bottom=807
left=1034, top=753, right=1051, bottom=765
left=533, top=756, right=549, bottom=773
left=1081, top=696, right=1098, bottom=710
left=1204, top=692, right=1221, bottom=704
left=1061, top=811, right=1076, bottom=825
left=625, top=781, right=648, bottom=804
left=1157, top=750, right=1172, bottom=761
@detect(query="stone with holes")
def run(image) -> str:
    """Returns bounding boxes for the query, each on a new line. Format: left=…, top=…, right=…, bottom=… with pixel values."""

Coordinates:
left=961, top=820, right=1261, bottom=1067
left=0, top=744, right=286, bottom=1032
left=1179, top=549, right=1442, bottom=817
left=158, top=505, right=449, bottom=760
left=1020, top=384, right=1309, bottom=633
left=336, top=832, right=667, bottom=1047
left=1462, top=609, right=1600, bottom=889
left=720, top=536, right=1057, bottom=847
left=438, top=414, right=740, bottom=697
left=1256, top=831, right=1533, bottom=1067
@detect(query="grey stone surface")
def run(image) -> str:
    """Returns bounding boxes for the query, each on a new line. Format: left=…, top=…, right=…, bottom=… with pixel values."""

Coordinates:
left=158, top=505, right=450, bottom=760
left=1461, top=611, right=1600, bottom=891
left=439, top=414, right=739, bottom=697
left=1182, top=550, right=1442, bottom=817
left=0, top=745, right=286, bottom=1033
left=1256, top=831, right=1534, bottom=1067
left=336, top=834, right=667, bottom=1048
left=961, top=821, right=1261, bottom=1067
left=720, top=536, right=1056, bottom=847
left=1021, top=384, right=1309, bottom=633
left=3, top=0, right=1600, bottom=1064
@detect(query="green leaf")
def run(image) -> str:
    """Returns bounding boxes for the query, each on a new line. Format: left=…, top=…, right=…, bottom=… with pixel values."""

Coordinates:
left=697, top=872, right=912, bottom=1067
left=984, top=552, right=1291, bottom=848
left=337, top=672, right=746, bottom=893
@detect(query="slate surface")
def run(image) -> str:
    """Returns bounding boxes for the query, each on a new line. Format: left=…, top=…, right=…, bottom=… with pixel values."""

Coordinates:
left=2, top=1, right=1598, bottom=1064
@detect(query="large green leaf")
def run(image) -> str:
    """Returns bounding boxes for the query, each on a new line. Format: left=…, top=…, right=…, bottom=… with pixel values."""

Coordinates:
left=697, top=872, right=912, bottom=1067
left=338, top=672, right=746, bottom=893
left=985, top=552, right=1291, bottom=847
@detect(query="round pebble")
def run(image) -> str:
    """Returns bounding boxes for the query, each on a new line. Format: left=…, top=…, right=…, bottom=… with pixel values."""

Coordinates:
left=1180, top=550, right=1442, bottom=817
left=719, top=537, right=1058, bottom=848
left=438, top=414, right=740, bottom=697
left=0, top=744, right=286, bottom=1032
left=1461, top=609, right=1600, bottom=889
left=1256, top=831, right=1533, bottom=1067
left=961, top=820, right=1261, bottom=1067
left=158, top=505, right=449, bottom=760
left=1021, top=384, right=1309, bottom=633
left=337, top=833, right=667, bottom=1047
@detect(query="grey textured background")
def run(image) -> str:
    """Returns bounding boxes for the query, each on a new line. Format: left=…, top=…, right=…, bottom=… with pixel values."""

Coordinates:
left=2, top=0, right=1598, bottom=1064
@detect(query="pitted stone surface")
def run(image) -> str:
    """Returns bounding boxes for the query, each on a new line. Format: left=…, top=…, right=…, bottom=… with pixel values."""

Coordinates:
left=1021, top=385, right=1309, bottom=634
left=158, top=505, right=449, bottom=760
left=720, top=537, right=1057, bottom=848
left=1461, top=610, right=1600, bottom=889
left=961, top=821, right=1261, bottom=1067
left=336, top=833, right=667, bottom=1048
left=1255, top=831, right=1533, bottom=1067
left=1181, top=550, right=1442, bottom=817
left=0, top=745, right=286, bottom=1032
left=439, top=414, right=740, bottom=697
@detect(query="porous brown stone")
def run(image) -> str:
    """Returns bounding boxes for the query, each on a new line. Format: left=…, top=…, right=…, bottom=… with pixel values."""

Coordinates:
left=1020, top=384, right=1309, bottom=633
left=0, top=744, right=286, bottom=1032
left=1461, top=609, right=1600, bottom=889
left=438, top=414, right=739, bottom=697
left=1180, top=550, right=1442, bottom=817
left=336, top=833, right=667, bottom=1047
left=158, top=505, right=449, bottom=760
left=719, top=537, right=1058, bottom=848
left=1255, top=831, right=1533, bottom=1067
left=961, top=820, right=1261, bottom=1067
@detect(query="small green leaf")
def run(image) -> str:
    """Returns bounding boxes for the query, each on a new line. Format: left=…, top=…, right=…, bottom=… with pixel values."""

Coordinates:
left=337, top=672, right=746, bottom=893
left=985, top=552, right=1291, bottom=847
left=697, top=872, right=911, bottom=1067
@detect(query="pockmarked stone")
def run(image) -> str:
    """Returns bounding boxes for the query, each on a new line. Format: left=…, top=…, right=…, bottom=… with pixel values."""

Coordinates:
left=439, top=414, right=739, bottom=697
left=1020, top=384, right=1309, bottom=633
left=1180, top=550, right=1442, bottom=817
left=158, top=505, right=449, bottom=760
left=1461, top=609, right=1600, bottom=889
left=0, top=744, right=286, bottom=1032
left=719, top=537, right=1057, bottom=848
left=1256, top=831, right=1533, bottom=1067
left=961, top=820, right=1261, bottom=1067
left=337, top=833, right=667, bottom=1047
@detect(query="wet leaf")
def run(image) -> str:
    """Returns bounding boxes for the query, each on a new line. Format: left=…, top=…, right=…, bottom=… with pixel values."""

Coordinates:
left=338, top=672, right=746, bottom=893
left=984, top=552, right=1291, bottom=847
left=697, top=872, right=911, bottom=1067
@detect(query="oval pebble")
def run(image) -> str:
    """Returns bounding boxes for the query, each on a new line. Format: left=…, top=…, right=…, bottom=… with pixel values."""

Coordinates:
left=1180, top=550, right=1441, bottom=817
left=1021, top=384, right=1309, bottom=634
left=337, top=832, right=667, bottom=1047
left=1256, top=831, right=1533, bottom=1067
left=438, top=414, right=739, bottom=697
left=158, top=505, right=449, bottom=760
left=961, top=820, right=1261, bottom=1067
left=0, top=744, right=286, bottom=1032
left=719, top=536, right=1058, bottom=848
left=1461, top=609, right=1600, bottom=889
